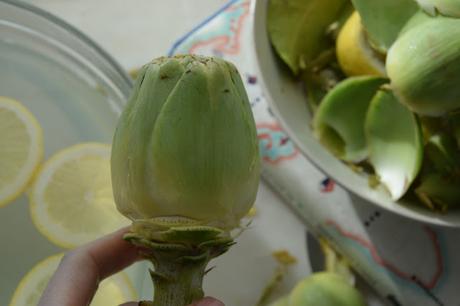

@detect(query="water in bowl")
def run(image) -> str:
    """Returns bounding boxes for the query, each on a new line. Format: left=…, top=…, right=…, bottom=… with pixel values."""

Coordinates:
left=0, top=38, right=147, bottom=304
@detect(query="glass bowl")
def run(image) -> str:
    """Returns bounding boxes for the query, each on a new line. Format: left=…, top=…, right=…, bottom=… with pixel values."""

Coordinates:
left=0, top=1, right=148, bottom=304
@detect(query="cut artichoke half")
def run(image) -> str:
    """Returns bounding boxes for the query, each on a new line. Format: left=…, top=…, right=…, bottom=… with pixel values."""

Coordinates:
left=365, top=90, right=423, bottom=200
left=351, top=0, right=418, bottom=53
left=313, top=76, right=388, bottom=162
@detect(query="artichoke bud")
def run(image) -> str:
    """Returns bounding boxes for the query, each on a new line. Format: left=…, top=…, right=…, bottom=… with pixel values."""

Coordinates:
left=111, top=55, right=260, bottom=230
left=387, top=16, right=460, bottom=116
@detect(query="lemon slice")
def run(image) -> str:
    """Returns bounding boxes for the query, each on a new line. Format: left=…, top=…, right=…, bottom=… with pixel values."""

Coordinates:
left=0, top=96, right=43, bottom=207
left=9, top=253, right=137, bottom=306
left=336, top=12, right=386, bottom=77
left=29, top=143, right=129, bottom=248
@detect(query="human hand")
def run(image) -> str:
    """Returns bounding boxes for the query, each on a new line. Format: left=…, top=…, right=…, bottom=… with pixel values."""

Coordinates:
left=38, top=228, right=224, bottom=306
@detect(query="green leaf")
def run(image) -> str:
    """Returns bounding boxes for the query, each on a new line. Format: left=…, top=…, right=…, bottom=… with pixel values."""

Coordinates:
left=267, top=0, right=349, bottom=75
left=313, top=76, right=388, bottom=162
left=415, top=174, right=460, bottom=211
left=365, top=90, right=423, bottom=200
left=398, top=10, right=434, bottom=37
left=351, top=0, right=418, bottom=53
left=415, top=0, right=460, bottom=17
left=303, top=64, right=345, bottom=114
left=425, top=133, right=460, bottom=175
left=448, top=112, right=460, bottom=148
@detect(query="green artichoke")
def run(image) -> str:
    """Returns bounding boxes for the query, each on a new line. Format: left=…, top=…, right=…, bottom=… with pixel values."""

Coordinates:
left=288, top=272, right=366, bottom=306
left=387, top=15, right=460, bottom=116
left=111, top=55, right=260, bottom=230
left=111, top=55, right=260, bottom=306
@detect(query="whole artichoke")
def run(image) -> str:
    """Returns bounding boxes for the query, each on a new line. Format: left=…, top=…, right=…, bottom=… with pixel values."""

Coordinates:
left=288, top=272, right=366, bottom=306
left=387, top=16, right=460, bottom=116
left=111, top=55, right=260, bottom=306
left=111, top=55, right=260, bottom=230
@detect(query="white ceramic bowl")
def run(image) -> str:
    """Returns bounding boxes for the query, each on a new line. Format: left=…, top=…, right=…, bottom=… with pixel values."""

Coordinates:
left=251, top=0, right=460, bottom=227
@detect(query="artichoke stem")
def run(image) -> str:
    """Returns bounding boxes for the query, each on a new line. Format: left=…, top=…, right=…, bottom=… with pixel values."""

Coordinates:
left=149, top=250, right=208, bottom=305
left=124, top=219, right=234, bottom=306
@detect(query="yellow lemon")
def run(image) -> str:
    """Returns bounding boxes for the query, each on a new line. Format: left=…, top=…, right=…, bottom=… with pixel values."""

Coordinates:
left=29, top=143, right=129, bottom=248
left=336, top=12, right=386, bottom=77
left=9, top=253, right=137, bottom=306
left=0, top=96, right=43, bottom=207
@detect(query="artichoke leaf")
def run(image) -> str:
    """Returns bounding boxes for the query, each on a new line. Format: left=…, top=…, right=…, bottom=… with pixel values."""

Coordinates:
left=351, top=0, right=418, bottom=53
left=365, top=90, right=423, bottom=200
left=425, top=133, right=460, bottom=175
left=303, top=64, right=345, bottom=114
left=415, top=174, right=460, bottom=211
left=314, top=76, right=388, bottom=162
left=267, top=0, right=349, bottom=75
left=415, top=0, right=460, bottom=17
left=398, top=9, right=434, bottom=36
left=448, top=112, right=460, bottom=148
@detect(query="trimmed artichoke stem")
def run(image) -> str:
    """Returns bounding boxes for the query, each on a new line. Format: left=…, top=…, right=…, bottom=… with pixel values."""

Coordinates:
left=124, top=221, right=234, bottom=306
left=148, top=251, right=208, bottom=305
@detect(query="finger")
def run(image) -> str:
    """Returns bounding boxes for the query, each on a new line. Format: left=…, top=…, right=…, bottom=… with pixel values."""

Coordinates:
left=39, top=227, right=142, bottom=306
left=189, top=297, right=225, bottom=306
left=79, top=227, right=143, bottom=279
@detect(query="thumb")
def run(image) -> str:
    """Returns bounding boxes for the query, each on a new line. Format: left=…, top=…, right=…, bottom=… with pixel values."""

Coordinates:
left=189, top=297, right=225, bottom=306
